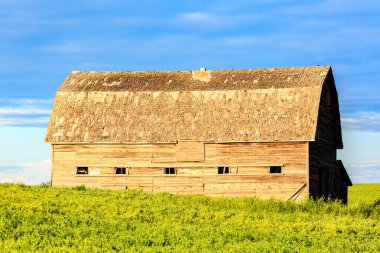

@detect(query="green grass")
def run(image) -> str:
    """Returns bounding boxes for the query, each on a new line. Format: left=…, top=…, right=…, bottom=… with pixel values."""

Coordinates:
left=0, top=184, right=379, bottom=252
left=348, top=183, right=380, bottom=205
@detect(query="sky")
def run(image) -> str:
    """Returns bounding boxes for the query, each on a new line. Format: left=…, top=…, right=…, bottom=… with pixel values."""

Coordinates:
left=0, top=0, right=379, bottom=184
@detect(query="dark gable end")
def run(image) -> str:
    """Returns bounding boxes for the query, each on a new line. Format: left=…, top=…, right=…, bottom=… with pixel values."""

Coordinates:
left=45, top=66, right=331, bottom=144
left=315, top=68, right=343, bottom=149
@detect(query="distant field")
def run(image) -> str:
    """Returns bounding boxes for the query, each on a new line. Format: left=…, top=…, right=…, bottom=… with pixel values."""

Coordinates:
left=0, top=183, right=379, bottom=252
left=348, top=183, right=380, bottom=205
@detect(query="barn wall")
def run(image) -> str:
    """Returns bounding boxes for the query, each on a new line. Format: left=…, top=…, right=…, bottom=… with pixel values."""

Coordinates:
left=330, top=163, right=349, bottom=203
left=309, top=71, right=349, bottom=203
left=51, top=142, right=308, bottom=200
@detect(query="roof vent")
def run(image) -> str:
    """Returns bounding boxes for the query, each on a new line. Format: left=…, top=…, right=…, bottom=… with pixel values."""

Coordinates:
left=192, top=68, right=211, bottom=82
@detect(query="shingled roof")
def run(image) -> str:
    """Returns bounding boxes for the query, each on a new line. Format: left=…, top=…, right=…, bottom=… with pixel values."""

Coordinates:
left=45, top=66, right=332, bottom=144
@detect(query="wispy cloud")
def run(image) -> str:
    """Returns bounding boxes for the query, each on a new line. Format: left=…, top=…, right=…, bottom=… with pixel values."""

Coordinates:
left=341, top=111, right=380, bottom=131
left=345, top=160, right=380, bottom=183
left=0, top=117, right=49, bottom=126
left=0, top=108, right=50, bottom=115
left=0, top=160, right=50, bottom=185
left=0, top=98, right=53, bottom=106
left=41, top=44, right=89, bottom=54
left=177, top=12, right=219, bottom=24
left=9, top=98, right=54, bottom=105
left=175, top=11, right=264, bottom=29
left=0, top=98, right=52, bottom=127
left=279, top=0, right=380, bottom=16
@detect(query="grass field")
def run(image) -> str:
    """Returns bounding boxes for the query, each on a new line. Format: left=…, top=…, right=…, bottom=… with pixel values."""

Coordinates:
left=348, top=183, right=380, bottom=205
left=0, top=183, right=379, bottom=252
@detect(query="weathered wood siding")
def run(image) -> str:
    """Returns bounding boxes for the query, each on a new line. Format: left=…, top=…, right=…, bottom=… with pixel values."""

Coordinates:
left=309, top=72, right=349, bottom=203
left=52, top=142, right=308, bottom=200
left=175, top=141, right=204, bottom=162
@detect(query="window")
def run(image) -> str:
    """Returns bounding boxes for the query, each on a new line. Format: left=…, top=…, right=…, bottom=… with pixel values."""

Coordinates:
left=164, top=168, right=176, bottom=174
left=218, top=166, right=230, bottom=174
left=115, top=167, right=126, bottom=174
left=270, top=166, right=282, bottom=174
left=76, top=167, right=88, bottom=174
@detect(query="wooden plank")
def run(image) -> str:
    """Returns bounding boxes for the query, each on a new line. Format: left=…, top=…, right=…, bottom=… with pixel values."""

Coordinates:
left=129, top=167, right=163, bottom=175
left=237, top=166, right=268, bottom=175
left=175, top=141, right=205, bottom=162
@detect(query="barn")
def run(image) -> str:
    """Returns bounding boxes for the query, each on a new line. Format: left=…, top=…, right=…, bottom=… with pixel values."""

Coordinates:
left=45, top=66, right=352, bottom=202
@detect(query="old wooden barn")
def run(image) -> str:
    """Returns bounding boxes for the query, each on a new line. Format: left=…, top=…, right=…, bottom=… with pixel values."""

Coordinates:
left=45, top=66, right=352, bottom=202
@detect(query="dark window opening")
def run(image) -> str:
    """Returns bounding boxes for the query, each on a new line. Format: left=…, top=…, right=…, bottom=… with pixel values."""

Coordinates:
left=116, top=167, right=126, bottom=174
left=76, top=167, right=88, bottom=174
left=218, top=166, right=230, bottom=174
left=270, top=166, right=282, bottom=174
left=164, top=168, right=176, bottom=174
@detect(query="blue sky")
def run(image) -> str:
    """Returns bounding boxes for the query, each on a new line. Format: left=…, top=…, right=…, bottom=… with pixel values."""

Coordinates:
left=0, top=0, right=379, bottom=184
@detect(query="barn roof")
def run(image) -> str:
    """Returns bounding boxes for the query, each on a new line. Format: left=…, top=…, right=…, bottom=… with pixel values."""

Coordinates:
left=45, top=66, right=334, bottom=144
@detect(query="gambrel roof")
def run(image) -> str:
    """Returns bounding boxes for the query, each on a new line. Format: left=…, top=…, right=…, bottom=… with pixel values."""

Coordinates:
left=45, top=66, right=342, bottom=145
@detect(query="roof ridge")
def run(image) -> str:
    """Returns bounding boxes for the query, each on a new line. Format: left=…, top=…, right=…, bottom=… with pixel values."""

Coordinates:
left=69, top=65, right=330, bottom=74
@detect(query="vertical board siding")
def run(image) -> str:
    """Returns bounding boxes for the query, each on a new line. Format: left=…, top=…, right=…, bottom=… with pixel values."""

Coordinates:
left=52, top=142, right=308, bottom=201
left=309, top=76, right=348, bottom=203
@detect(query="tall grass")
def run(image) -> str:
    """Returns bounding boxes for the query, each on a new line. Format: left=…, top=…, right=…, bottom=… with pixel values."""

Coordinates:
left=0, top=183, right=379, bottom=252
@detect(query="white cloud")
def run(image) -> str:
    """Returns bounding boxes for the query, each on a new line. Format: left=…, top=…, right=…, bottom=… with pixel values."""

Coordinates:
left=279, top=0, right=380, bottom=16
left=0, top=5, right=82, bottom=37
left=0, top=160, right=50, bottom=185
left=0, top=98, right=53, bottom=105
left=177, top=12, right=216, bottom=24
left=341, top=111, right=380, bottom=131
left=222, top=36, right=267, bottom=47
left=0, top=108, right=51, bottom=115
left=0, top=117, right=49, bottom=126
left=345, top=160, right=380, bottom=183
left=175, top=12, right=264, bottom=29
left=0, top=98, right=52, bottom=126
left=350, top=160, right=380, bottom=169
left=41, top=44, right=90, bottom=54
left=10, top=98, right=54, bottom=105
left=38, top=39, right=134, bottom=54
